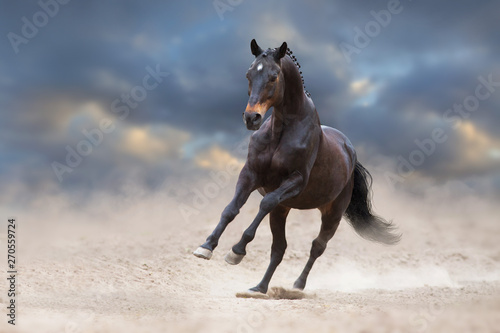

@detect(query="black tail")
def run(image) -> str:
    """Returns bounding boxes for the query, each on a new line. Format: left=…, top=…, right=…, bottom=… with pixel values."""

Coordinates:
left=344, top=161, right=401, bottom=245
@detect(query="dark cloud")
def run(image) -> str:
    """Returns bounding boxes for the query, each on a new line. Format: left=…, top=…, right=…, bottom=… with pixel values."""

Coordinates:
left=1, top=0, right=499, bottom=204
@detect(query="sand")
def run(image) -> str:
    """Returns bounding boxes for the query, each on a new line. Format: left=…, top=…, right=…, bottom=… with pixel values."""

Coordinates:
left=1, top=176, right=499, bottom=333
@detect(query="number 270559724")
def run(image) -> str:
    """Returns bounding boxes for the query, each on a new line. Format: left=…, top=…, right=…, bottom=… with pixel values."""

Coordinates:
left=7, top=220, right=16, bottom=269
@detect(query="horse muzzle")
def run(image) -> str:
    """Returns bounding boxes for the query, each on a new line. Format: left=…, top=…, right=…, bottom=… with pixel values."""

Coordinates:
left=243, top=111, right=262, bottom=130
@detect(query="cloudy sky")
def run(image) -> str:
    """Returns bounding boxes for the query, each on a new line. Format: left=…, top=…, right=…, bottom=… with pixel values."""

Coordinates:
left=1, top=0, right=499, bottom=209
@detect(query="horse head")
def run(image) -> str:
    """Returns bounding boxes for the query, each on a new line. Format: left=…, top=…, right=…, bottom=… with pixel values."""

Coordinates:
left=243, top=39, right=287, bottom=130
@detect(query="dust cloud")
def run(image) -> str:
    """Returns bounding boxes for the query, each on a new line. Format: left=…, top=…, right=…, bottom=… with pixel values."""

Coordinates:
left=2, top=164, right=499, bottom=332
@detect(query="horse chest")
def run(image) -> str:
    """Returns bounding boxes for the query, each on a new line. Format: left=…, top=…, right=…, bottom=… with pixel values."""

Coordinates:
left=249, top=125, right=317, bottom=188
left=262, top=147, right=306, bottom=187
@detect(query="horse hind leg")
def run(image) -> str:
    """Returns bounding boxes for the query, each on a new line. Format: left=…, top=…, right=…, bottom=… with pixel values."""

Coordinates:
left=247, top=205, right=290, bottom=294
left=293, top=180, right=353, bottom=290
left=293, top=209, right=341, bottom=290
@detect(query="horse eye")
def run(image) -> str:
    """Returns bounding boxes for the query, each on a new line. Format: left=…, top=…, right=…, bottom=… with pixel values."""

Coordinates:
left=269, top=74, right=278, bottom=82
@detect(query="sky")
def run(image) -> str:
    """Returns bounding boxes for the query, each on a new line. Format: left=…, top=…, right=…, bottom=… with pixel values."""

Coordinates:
left=1, top=0, right=499, bottom=209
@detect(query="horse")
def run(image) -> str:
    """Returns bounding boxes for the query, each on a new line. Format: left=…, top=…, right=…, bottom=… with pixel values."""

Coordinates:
left=193, top=39, right=400, bottom=297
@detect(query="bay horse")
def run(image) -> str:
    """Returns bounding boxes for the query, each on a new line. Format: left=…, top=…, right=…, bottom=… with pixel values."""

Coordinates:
left=194, top=39, right=400, bottom=296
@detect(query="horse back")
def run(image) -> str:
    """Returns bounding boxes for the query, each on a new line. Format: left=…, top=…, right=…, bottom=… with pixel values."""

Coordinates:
left=320, top=125, right=357, bottom=177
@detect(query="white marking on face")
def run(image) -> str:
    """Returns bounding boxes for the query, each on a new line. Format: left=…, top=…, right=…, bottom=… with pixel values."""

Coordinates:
left=257, top=63, right=263, bottom=71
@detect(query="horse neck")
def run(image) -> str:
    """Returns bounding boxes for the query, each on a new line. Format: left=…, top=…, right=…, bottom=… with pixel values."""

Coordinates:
left=271, top=57, right=313, bottom=138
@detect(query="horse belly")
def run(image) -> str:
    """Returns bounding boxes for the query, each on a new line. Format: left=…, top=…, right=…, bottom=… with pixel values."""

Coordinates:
left=282, top=163, right=347, bottom=209
left=281, top=128, right=355, bottom=209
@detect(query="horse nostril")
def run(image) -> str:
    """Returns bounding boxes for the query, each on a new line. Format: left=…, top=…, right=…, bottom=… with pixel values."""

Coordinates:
left=243, top=112, right=262, bottom=129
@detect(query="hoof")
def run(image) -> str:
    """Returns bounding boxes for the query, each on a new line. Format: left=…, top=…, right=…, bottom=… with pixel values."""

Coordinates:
left=293, top=281, right=305, bottom=290
left=193, top=247, right=212, bottom=260
left=224, top=249, right=245, bottom=265
left=236, top=289, right=269, bottom=299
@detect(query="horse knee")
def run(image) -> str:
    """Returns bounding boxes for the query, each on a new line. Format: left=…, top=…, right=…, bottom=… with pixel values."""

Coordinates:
left=260, top=193, right=279, bottom=212
left=221, top=205, right=239, bottom=221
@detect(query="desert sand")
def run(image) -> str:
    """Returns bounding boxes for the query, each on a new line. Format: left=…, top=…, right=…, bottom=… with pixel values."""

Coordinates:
left=1, top=173, right=499, bottom=333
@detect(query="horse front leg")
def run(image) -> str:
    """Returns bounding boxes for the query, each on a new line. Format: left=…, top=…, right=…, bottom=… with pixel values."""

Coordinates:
left=193, top=164, right=257, bottom=260
left=225, top=171, right=304, bottom=265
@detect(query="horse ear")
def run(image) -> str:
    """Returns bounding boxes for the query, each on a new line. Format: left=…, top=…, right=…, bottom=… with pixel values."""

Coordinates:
left=275, top=41, right=287, bottom=62
left=250, top=39, right=263, bottom=57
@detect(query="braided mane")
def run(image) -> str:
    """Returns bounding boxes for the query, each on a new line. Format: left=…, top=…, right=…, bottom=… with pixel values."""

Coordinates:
left=286, top=48, right=311, bottom=98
